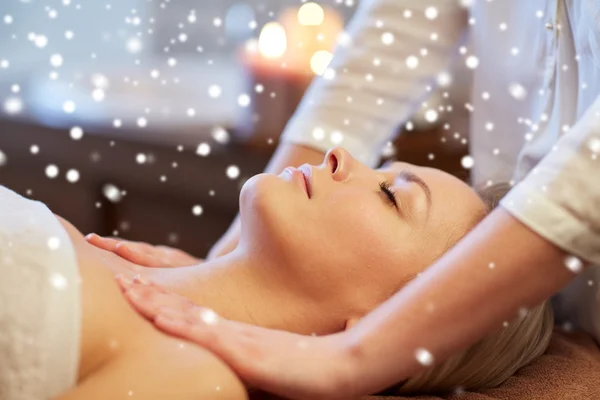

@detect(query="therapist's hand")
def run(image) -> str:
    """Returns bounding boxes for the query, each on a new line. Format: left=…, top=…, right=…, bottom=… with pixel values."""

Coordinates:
left=87, top=234, right=202, bottom=268
left=116, top=278, right=359, bottom=400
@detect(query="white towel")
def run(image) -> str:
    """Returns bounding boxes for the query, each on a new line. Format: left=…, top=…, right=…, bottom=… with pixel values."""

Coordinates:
left=0, top=186, right=81, bottom=400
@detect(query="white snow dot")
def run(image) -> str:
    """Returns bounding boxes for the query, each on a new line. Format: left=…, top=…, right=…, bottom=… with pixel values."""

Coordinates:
left=49, top=272, right=68, bottom=289
left=196, top=143, right=211, bottom=157
left=30, top=145, right=39, bottom=154
left=465, top=55, right=479, bottom=69
left=126, top=37, right=143, bottom=53
left=0, top=59, right=9, bottom=69
left=136, top=153, right=147, bottom=164
left=415, top=348, right=434, bottom=366
left=425, top=7, right=438, bottom=20
left=92, top=89, right=105, bottom=102
left=425, top=109, right=438, bottom=123
left=192, top=205, right=203, bottom=216
left=4, top=15, right=13, bottom=24
left=213, top=18, right=222, bottom=27
left=405, top=55, right=419, bottom=69
left=485, top=122, right=494, bottom=131
left=0, top=150, right=6, bottom=166
left=113, top=119, right=122, bottom=128
left=226, top=165, right=240, bottom=179
left=47, top=236, right=61, bottom=250
left=4, top=97, right=23, bottom=114
left=46, top=164, right=59, bottom=179
left=137, top=117, right=147, bottom=128
left=312, top=127, right=325, bottom=140
left=70, top=126, right=84, bottom=140
left=212, top=127, right=230, bottom=144
left=62, top=101, right=76, bottom=114
left=461, top=155, right=474, bottom=169
left=330, top=131, right=344, bottom=144
left=65, top=30, right=74, bottom=40
left=66, top=169, right=80, bottom=183
left=199, top=309, right=219, bottom=325
left=50, top=54, right=63, bottom=67
left=509, top=83, right=527, bottom=100
left=34, top=35, right=48, bottom=48
left=564, top=255, right=583, bottom=273
left=381, top=32, right=394, bottom=45
left=167, top=57, right=177, bottom=67
left=237, top=94, right=251, bottom=107
left=436, top=72, right=451, bottom=86
left=103, top=184, right=122, bottom=203
left=587, top=137, right=600, bottom=153
left=208, top=85, right=222, bottom=98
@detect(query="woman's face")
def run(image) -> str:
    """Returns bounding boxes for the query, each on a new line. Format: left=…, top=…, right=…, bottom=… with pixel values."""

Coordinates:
left=239, top=147, right=487, bottom=313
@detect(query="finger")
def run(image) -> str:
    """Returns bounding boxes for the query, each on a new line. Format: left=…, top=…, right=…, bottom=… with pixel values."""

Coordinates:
left=115, top=243, right=162, bottom=268
left=154, top=246, right=199, bottom=267
left=125, top=284, right=196, bottom=320
left=86, top=234, right=121, bottom=252
left=115, top=273, right=136, bottom=291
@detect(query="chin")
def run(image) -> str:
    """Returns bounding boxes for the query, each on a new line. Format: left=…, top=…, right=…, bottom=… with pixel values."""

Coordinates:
left=239, top=174, right=304, bottom=255
left=239, top=173, right=280, bottom=214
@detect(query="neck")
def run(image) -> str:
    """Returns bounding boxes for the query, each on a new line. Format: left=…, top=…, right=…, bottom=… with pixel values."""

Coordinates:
left=144, top=247, right=341, bottom=335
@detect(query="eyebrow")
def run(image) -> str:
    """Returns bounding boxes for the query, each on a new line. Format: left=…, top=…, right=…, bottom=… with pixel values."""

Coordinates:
left=397, top=170, right=432, bottom=210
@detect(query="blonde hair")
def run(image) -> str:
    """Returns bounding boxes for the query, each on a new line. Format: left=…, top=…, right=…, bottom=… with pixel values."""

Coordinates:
left=395, top=182, right=554, bottom=395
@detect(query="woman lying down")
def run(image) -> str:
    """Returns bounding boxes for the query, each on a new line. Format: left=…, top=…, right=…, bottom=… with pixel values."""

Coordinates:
left=0, top=147, right=553, bottom=400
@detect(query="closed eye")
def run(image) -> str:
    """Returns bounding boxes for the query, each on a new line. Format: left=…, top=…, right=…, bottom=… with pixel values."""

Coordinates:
left=379, top=181, right=398, bottom=209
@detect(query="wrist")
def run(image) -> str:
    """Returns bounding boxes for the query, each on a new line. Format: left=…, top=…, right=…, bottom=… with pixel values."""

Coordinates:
left=330, top=332, right=367, bottom=398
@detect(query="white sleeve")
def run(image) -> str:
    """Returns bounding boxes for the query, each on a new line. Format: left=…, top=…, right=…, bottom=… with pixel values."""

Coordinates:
left=501, top=94, right=600, bottom=265
left=281, top=0, right=468, bottom=167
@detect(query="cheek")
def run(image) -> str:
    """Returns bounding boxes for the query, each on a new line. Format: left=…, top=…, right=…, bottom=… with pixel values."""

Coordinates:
left=318, top=195, right=404, bottom=261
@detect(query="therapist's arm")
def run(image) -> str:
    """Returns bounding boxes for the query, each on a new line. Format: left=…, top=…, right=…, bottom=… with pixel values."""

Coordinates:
left=342, top=207, right=579, bottom=396
left=207, top=0, right=467, bottom=259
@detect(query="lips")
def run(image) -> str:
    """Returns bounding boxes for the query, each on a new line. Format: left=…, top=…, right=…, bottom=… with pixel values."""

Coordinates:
left=284, top=166, right=311, bottom=198
left=297, top=164, right=313, bottom=198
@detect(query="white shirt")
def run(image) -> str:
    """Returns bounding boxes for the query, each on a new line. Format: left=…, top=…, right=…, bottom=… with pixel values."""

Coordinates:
left=280, top=0, right=600, bottom=343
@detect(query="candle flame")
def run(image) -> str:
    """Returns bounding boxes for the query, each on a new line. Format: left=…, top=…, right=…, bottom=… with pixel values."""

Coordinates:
left=258, top=22, right=287, bottom=59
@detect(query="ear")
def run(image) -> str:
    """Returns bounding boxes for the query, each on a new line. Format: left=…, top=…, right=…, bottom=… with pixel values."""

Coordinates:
left=344, top=317, right=361, bottom=331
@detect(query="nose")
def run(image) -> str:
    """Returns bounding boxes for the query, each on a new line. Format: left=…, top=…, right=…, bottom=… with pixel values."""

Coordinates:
left=324, top=147, right=353, bottom=182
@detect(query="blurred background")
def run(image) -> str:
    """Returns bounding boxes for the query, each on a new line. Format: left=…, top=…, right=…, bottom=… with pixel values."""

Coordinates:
left=0, top=0, right=472, bottom=258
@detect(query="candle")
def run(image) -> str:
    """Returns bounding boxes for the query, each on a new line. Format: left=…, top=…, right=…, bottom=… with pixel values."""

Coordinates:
left=241, top=2, right=344, bottom=77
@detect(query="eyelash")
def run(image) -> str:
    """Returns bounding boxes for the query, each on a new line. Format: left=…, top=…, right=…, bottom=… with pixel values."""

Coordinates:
left=379, top=181, right=398, bottom=208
